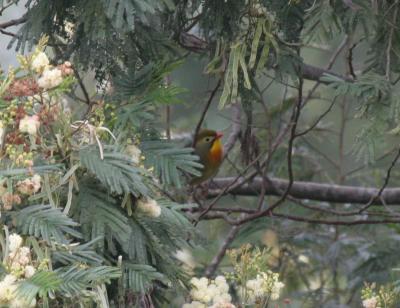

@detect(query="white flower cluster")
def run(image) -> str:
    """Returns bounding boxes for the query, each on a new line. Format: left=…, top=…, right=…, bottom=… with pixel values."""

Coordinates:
left=243, top=270, right=284, bottom=303
left=16, top=174, right=41, bottom=195
left=175, top=249, right=196, bottom=269
left=183, top=276, right=236, bottom=308
left=19, top=115, right=40, bottom=136
left=0, top=234, right=36, bottom=307
left=125, top=144, right=141, bottom=165
left=137, top=198, right=161, bottom=218
left=7, top=234, right=36, bottom=278
left=31, top=48, right=72, bottom=89
left=38, top=67, right=63, bottom=89
left=31, top=52, right=49, bottom=73
left=362, top=296, right=380, bottom=308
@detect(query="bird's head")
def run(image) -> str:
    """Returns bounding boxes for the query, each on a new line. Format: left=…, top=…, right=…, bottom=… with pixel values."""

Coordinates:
left=194, top=129, right=224, bottom=165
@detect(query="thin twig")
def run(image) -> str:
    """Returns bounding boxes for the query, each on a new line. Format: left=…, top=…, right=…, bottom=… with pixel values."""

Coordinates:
left=386, top=5, right=398, bottom=81
left=357, top=146, right=400, bottom=213
left=0, top=15, right=27, bottom=29
left=165, top=75, right=172, bottom=140
left=301, top=35, right=350, bottom=108
left=295, top=97, right=337, bottom=137
left=204, top=225, right=241, bottom=277
left=73, top=68, right=91, bottom=105
left=0, top=29, right=17, bottom=37
left=192, top=79, right=221, bottom=147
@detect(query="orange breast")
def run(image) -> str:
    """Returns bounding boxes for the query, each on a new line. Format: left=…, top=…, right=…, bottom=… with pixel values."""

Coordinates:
left=208, top=139, right=223, bottom=165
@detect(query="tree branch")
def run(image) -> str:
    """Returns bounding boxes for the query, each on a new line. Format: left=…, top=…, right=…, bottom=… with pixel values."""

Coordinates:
left=0, top=15, right=27, bottom=29
left=209, top=177, right=400, bottom=205
left=300, top=63, right=353, bottom=83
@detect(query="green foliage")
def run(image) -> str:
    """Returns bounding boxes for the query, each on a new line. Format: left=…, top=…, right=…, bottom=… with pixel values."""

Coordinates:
left=325, top=73, right=392, bottom=107
left=141, top=140, right=202, bottom=187
left=79, top=145, right=150, bottom=197
left=17, top=271, right=62, bottom=304
left=17, top=266, right=121, bottom=304
left=75, top=181, right=194, bottom=296
left=56, top=265, right=121, bottom=297
left=6, top=0, right=400, bottom=306
left=14, top=204, right=81, bottom=245
left=111, top=60, right=187, bottom=137
left=52, top=238, right=105, bottom=265
left=76, top=182, right=132, bottom=249
left=112, top=61, right=184, bottom=103
left=302, top=0, right=343, bottom=43
left=122, top=263, right=168, bottom=293
left=322, top=72, right=395, bottom=162
left=206, top=10, right=279, bottom=108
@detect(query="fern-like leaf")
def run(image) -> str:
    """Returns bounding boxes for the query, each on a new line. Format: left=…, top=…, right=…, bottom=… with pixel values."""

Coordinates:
left=77, top=182, right=132, bottom=250
left=122, top=262, right=169, bottom=293
left=79, top=145, right=149, bottom=196
left=52, top=237, right=105, bottom=265
left=141, top=140, right=202, bottom=187
left=14, top=204, right=81, bottom=244
left=56, top=265, right=121, bottom=297
left=17, top=271, right=62, bottom=304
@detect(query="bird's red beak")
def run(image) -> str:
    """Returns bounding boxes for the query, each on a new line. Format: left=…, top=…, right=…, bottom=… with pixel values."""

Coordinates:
left=215, top=131, right=223, bottom=139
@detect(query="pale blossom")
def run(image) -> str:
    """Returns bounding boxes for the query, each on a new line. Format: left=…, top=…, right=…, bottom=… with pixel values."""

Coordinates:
left=213, top=277, right=230, bottom=297
left=64, top=21, right=75, bottom=37
left=209, top=301, right=236, bottom=308
left=9, top=246, right=31, bottom=268
left=298, top=254, right=309, bottom=264
left=214, top=276, right=227, bottom=286
left=31, top=52, right=49, bottom=72
left=1, top=193, right=21, bottom=210
left=212, top=293, right=232, bottom=305
left=244, top=271, right=284, bottom=302
left=0, top=274, right=17, bottom=302
left=0, top=273, right=36, bottom=307
left=175, top=249, right=196, bottom=268
left=16, top=247, right=31, bottom=266
left=37, top=67, right=63, bottom=89
left=137, top=198, right=161, bottom=217
left=191, top=286, right=211, bottom=303
left=125, top=144, right=141, bottom=164
left=188, top=276, right=233, bottom=306
left=59, top=61, right=73, bottom=75
left=246, top=277, right=264, bottom=298
left=10, top=261, right=22, bottom=274
left=8, top=234, right=22, bottom=253
left=16, top=174, right=42, bottom=195
left=9, top=297, right=36, bottom=308
left=191, top=277, right=209, bottom=290
left=182, top=301, right=206, bottom=308
left=362, top=296, right=379, bottom=308
left=24, top=265, right=36, bottom=278
left=270, top=281, right=284, bottom=300
left=19, top=115, right=40, bottom=135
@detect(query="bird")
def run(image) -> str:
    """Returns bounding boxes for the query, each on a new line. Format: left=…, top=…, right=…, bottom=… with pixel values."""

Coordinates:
left=190, top=129, right=224, bottom=185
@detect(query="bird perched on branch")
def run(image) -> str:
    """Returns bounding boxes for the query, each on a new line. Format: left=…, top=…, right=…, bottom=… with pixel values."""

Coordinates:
left=190, top=129, right=224, bottom=185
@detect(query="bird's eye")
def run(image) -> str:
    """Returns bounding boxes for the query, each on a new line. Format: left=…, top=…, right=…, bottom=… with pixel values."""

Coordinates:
left=205, top=137, right=211, bottom=142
